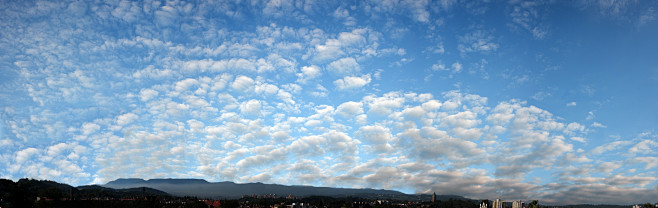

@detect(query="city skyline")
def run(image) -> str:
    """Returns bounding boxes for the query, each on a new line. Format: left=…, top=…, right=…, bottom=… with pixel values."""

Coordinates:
left=1, top=0, right=657, bottom=205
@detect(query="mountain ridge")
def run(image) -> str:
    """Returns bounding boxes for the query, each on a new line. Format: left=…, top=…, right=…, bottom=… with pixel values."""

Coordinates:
left=103, top=178, right=408, bottom=199
left=108, top=178, right=210, bottom=185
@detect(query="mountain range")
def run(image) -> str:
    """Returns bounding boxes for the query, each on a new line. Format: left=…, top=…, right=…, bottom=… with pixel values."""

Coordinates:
left=1, top=178, right=637, bottom=208
left=103, top=178, right=414, bottom=199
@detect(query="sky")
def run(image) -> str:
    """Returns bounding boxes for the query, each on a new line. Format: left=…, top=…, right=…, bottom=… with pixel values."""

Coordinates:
left=1, top=0, right=657, bottom=205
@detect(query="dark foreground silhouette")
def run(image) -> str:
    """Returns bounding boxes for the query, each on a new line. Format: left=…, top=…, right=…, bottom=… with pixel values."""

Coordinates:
left=1, top=178, right=646, bottom=208
left=0, top=178, right=478, bottom=208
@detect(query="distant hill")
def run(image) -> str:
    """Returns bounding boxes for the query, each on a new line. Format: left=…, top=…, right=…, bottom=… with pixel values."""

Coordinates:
left=0, top=178, right=169, bottom=198
left=409, top=193, right=471, bottom=202
left=3, top=178, right=639, bottom=207
left=104, top=178, right=406, bottom=199
left=77, top=184, right=170, bottom=196
left=107, top=178, right=210, bottom=185
left=0, top=178, right=170, bottom=207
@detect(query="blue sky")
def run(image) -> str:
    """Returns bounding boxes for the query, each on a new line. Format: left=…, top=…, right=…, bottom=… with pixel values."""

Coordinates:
left=1, top=0, right=657, bottom=205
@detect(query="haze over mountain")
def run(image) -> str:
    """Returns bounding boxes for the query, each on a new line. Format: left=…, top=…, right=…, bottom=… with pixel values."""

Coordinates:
left=103, top=178, right=407, bottom=199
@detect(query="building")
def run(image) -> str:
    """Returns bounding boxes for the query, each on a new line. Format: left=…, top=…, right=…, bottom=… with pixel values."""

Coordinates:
left=492, top=199, right=502, bottom=208
left=512, top=200, right=524, bottom=208
left=480, top=199, right=491, bottom=208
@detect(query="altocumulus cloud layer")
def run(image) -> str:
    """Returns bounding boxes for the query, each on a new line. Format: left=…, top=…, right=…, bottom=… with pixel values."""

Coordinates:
left=1, top=0, right=657, bottom=205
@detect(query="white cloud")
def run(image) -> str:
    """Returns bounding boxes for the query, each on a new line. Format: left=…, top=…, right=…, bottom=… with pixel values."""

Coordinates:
left=81, top=123, right=100, bottom=135
left=210, top=74, right=233, bottom=92
left=154, top=5, right=179, bottom=26
left=457, top=30, right=498, bottom=56
left=405, top=126, right=485, bottom=165
left=334, top=74, right=371, bottom=90
left=431, top=62, right=446, bottom=71
left=581, top=85, right=595, bottom=96
left=139, top=89, right=159, bottom=101
left=591, top=122, right=607, bottom=128
left=132, top=65, right=177, bottom=80
left=364, top=92, right=405, bottom=116
left=217, top=93, right=239, bottom=110
left=531, top=91, right=551, bottom=101
left=565, top=122, right=585, bottom=135
left=231, top=75, right=255, bottom=93
left=282, top=83, right=302, bottom=94
left=432, top=61, right=463, bottom=75
left=594, top=161, right=619, bottom=172
left=187, top=119, right=205, bottom=133
left=540, top=183, right=658, bottom=205
left=333, top=7, right=349, bottom=18
left=240, top=99, right=262, bottom=116
left=638, top=7, right=656, bottom=27
left=327, top=57, right=360, bottom=75
left=421, top=100, right=442, bottom=111
left=262, top=0, right=295, bottom=18
left=54, top=159, right=89, bottom=179
left=181, top=58, right=256, bottom=73
left=116, top=113, right=138, bottom=126
left=356, top=125, right=395, bottom=153
left=443, top=111, right=479, bottom=128
left=324, top=130, right=360, bottom=157
left=566, top=101, right=577, bottom=107
left=311, top=84, right=329, bottom=97
left=67, top=1, right=87, bottom=16
left=289, top=135, right=326, bottom=157
left=586, top=111, right=595, bottom=120
left=336, top=101, right=364, bottom=118
left=570, top=137, right=586, bottom=143
left=487, top=101, right=519, bottom=126
left=296, top=65, right=322, bottom=84
left=247, top=172, right=272, bottom=182
left=310, top=28, right=374, bottom=62
left=165, top=101, right=190, bottom=117
left=591, top=0, right=632, bottom=16
left=628, top=139, right=658, bottom=154
left=255, top=82, right=279, bottom=95
left=451, top=62, right=462, bottom=73
left=111, top=0, right=142, bottom=22
left=264, top=53, right=296, bottom=73
left=338, top=29, right=368, bottom=47
left=509, top=1, right=549, bottom=39
left=313, top=39, right=344, bottom=62
left=630, top=157, right=658, bottom=169
left=591, top=140, right=633, bottom=155
left=0, top=138, right=13, bottom=147
left=604, top=174, right=656, bottom=186
left=46, top=143, right=71, bottom=157
left=175, top=78, right=199, bottom=92
left=367, top=0, right=432, bottom=23
left=15, top=148, right=39, bottom=164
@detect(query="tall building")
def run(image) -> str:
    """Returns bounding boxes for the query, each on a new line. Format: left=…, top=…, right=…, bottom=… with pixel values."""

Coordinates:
left=480, top=199, right=491, bottom=208
left=493, top=199, right=502, bottom=208
left=432, top=192, right=436, bottom=203
left=512, top=200, right=524, bottom=208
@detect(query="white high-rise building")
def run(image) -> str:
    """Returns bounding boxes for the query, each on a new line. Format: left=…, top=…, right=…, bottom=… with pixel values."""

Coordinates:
left=512, top=200, right=524, bottom=208
left=480, top=200, right=491, bottom=208
left=493, top=199, right=502, bottom=208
